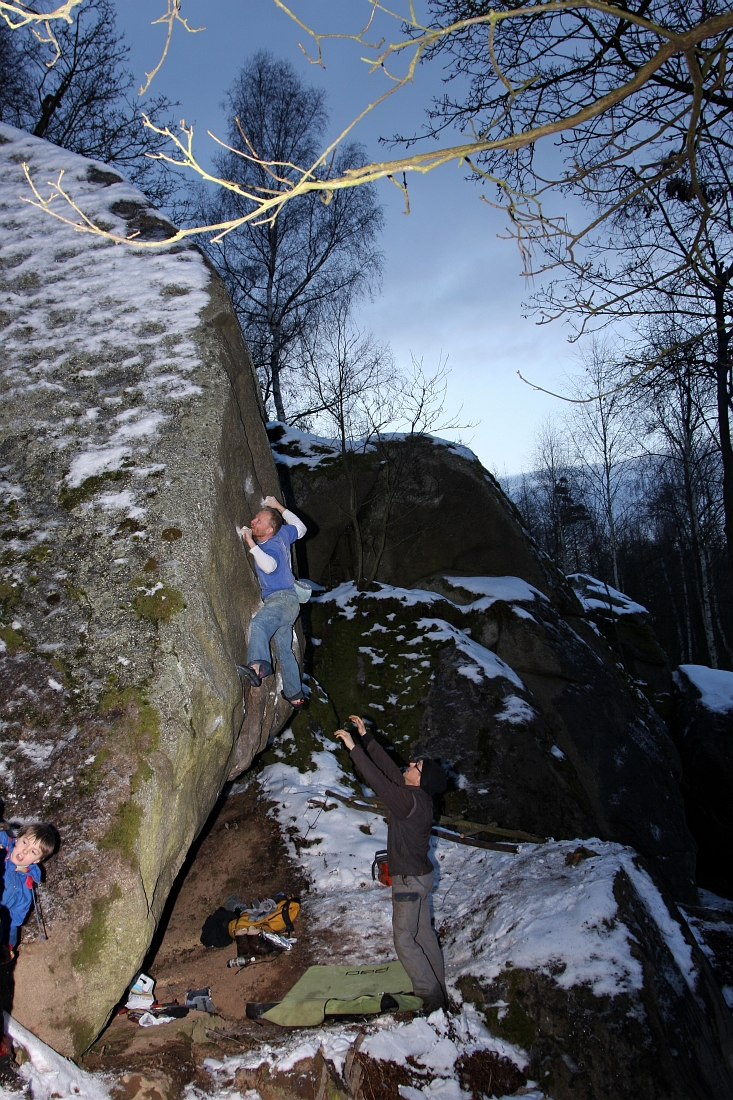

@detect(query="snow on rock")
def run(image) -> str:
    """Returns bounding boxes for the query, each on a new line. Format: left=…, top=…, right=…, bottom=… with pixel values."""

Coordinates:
left=268, top=423, right=479, bottom=471
left=315, top=582, right=530, bottom=692
left=4, top=1014, right=111, bottom=1100
left=440, top=841, right=697, bottom=998
left=0, top=124, right=210, bottom=510
left=317, top=581, right=442, bottom=619
left=567, top=573, right=647, bottom=616
left=413, top=618, right=524, bottom=689
left=676, top=664, right=733, bottom=714
left=202, top=1005, right=533, bottom=1099
left=440, top=575, right=547, bottom=607
left=267, top=422, right=347, bottom=468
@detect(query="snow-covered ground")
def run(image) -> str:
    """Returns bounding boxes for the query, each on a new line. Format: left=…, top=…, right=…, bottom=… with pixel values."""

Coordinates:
left=0, top=727, right=713, bottom=1100
left=258, top=734, right=696, bottom=1000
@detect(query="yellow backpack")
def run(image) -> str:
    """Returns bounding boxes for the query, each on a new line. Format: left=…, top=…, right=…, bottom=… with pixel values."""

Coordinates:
left=228, top=898, right=300, bottom=940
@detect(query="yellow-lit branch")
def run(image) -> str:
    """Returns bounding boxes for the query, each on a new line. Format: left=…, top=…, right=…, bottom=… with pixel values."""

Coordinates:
left=139, top=0, right=204, bottom=97
left=0, top=1, right=84, bottom=29
left=20, top=1, right=733, bottom=256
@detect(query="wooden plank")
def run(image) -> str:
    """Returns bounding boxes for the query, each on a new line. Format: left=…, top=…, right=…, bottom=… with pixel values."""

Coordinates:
left=324, top=789, right=546, bottom=844
left=325, top=789, right=386, bottom=813
left=431, top=827, right=518, bottom=854
left=439, top=817, right=546, bottom=844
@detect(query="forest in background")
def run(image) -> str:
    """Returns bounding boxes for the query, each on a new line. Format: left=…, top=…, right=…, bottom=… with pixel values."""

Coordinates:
left=506, top=341, right=733, bottom=669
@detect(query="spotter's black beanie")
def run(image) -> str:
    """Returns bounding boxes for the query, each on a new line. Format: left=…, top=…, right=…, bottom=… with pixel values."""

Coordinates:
left=419, top=759, right=447, bottom=797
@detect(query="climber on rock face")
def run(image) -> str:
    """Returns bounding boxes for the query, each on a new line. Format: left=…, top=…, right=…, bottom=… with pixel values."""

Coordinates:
left=237, top=495, right=307, bottom=711
left=334, top=716, right=448, bottom=1013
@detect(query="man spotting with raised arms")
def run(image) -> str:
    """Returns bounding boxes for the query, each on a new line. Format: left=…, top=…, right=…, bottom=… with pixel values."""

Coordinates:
left=335, top=716, right=448, bottom=1012
left=238, top=495, right=307, bottom=710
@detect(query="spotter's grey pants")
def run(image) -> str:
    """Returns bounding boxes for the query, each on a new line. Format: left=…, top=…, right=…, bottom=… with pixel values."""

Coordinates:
left=391, top=870, right=446, bottom=1005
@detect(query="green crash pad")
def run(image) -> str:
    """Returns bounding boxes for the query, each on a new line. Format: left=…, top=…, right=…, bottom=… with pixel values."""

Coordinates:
left=262, top=960, right=422, bottom=1026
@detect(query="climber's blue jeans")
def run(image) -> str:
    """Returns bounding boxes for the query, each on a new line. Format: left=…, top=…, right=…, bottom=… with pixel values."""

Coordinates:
left=246, top=588, right=302, bottom=699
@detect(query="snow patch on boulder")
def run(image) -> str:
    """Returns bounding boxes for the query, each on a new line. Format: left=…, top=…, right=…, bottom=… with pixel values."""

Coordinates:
left=676, top=664, right=733, bottom=715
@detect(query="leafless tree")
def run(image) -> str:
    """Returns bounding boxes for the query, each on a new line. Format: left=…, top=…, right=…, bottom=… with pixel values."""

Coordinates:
left=295, top=304, right=466, bottom=587
left=0, top=21, right=33, bottom=126
left=0, top=0, right=176, bottom=206
left=566, top=343, right=640, bottom=588
left=516, top=334, right=733, bottom=666
left=23, top=1, right=733, bottom=272
left=634, top=335, right=729, bottom=665
left=527, top=118, right=733, bottom=569
left=196, top=52, right=383, bottom=423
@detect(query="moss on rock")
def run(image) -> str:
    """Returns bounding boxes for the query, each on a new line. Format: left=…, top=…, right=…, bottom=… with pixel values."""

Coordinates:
left=59, top=470, right=127, bottom=511
left=72, top=885, right=122, bottom=971
left=131, top=578, right=186, bottom=623
left=0, top=624, right=26, bottom=655
left=99, top=687, right=160, bottom=753
left=306, top=594, right=447, bottom=754
left=75, top=749, right=111, bottom=797
left=99, top=800, right=143, bottom=861
left=0, top=580, right=23, bottom=610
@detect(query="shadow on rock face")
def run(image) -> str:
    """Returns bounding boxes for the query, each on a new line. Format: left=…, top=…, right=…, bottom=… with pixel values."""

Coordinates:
left=672, top=666, right=733, bottom=899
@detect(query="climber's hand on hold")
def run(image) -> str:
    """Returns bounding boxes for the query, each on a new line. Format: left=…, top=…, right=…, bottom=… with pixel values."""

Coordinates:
left=334, top=726, right=354, bottom=752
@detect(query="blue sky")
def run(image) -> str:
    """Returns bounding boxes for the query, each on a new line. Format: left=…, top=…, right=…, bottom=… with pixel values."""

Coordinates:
left=117, top=0, right=581, bottom=475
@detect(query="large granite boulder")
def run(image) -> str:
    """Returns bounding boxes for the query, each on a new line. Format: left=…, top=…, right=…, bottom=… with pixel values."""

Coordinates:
left=568, top=573, right=672, bottom=719
left=449, top=843, right=733, bottom=1100
left=672, top=664, right=733, bottom=898
left=0, top=125, right=292, bottom=1054
left=277, top=429, right=696, bottom=901
left=305, top=579, right=696, bottom=902
left=270, top=424, right=565, bottom=597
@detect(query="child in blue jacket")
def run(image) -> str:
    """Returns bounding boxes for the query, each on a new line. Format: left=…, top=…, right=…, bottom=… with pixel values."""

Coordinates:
left=0, top=823, right=57, bottom=950
left=0, top=822, right=57, bottom=1070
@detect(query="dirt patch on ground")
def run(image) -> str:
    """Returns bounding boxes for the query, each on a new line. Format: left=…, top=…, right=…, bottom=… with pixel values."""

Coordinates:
left=82, top=781, right=313, bottom=1093
left=145, top=782, right=310, bottom=1018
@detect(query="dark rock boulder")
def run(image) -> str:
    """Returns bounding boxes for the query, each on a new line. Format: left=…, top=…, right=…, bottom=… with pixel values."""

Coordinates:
left=305, top=577, right=696, bottom=901
left=276, top=428, right=695, bottom=900
left=568, top=573, right=672, bottom=719
left=450, top=842, right=733, bottom=1100
left=0, top=125, right=292, bottom=1054
left=672, top=664, right=733, bottom=898
left=683, top=893, right=733, bottom=1008
left=270, top=425, right=568, bottom=599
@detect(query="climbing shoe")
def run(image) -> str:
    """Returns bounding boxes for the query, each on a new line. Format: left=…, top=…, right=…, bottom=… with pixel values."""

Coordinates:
left=282, top=691, right=307, bottom=712
left=237, top=664, right=262, bottom=688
